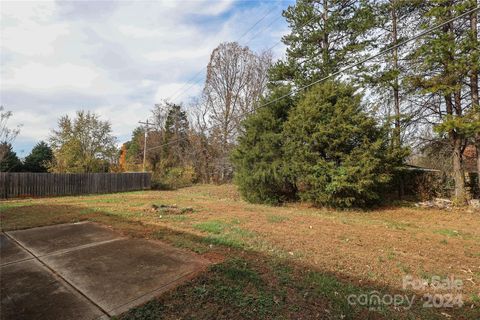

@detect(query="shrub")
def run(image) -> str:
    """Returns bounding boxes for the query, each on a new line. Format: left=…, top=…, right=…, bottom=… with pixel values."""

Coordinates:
left=152, top=166, right=195, bottom=190
left=283, top=82, right=396, bottom=208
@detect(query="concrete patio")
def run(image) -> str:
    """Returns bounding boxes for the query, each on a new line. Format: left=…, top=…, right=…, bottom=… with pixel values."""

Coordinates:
left=0, top=222, right=208, bottom=319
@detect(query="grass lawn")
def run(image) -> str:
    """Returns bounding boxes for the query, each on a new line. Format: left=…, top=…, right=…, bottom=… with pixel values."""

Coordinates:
left=1, top=184, right=479, bottom=319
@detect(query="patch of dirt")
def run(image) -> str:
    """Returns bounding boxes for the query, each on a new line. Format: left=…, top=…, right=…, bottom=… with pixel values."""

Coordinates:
left=147, top=204, right=195, bottom=215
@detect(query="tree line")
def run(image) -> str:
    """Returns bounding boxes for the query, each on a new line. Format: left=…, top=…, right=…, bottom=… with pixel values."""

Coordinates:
left=121, top=42, right=273, bottom=187
left=124, top=0, right=478, bottom=206
left=0, top=108, right=116, bottom=173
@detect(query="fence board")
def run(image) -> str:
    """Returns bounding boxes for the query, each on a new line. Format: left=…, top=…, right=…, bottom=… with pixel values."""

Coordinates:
left=0, top=172, right=151, bottom=199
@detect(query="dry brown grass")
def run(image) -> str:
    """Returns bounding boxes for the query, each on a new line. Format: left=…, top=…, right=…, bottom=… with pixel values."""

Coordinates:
left=1, top=184, right=479, bottom=318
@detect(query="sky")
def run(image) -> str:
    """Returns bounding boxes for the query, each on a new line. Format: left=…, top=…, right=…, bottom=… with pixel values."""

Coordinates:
left=0, top=0, right=293, bottom=157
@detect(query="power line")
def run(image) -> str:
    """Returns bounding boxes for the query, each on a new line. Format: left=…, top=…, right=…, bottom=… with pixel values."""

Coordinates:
left=254, top=6, right=479, bottom=111
left=169, top=15, right=283, bottom=102
left=168, top=9, right=322, bottom=103
left=166, top=7, right=276, bottom=102
left=147, top=5, right=479, bottom=153
left=242, top=12, right=284, bottom=46
left=144, top=135, right=186, bottom=152
left=236, top=8, right=275, bottom=42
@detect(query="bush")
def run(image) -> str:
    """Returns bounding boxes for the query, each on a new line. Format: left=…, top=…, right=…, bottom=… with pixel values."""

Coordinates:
left=283, top=82, right=396, bottom=208
left=152, top=166, right=195, bottom=190
left=233, top=81, right=403, bottom=208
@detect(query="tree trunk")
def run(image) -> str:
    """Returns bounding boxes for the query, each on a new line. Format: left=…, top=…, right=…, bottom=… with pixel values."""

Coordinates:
left=445, top=93, right=467, bottom=204
left=390, top=0, right=404, bottom=199
left=442, top=5, right=467, bottom=205
left=391, top=0, right=401, bottom=149
left=477, top=143, right=480, bottom=196
left=322, top=0, right=330, bottom=76
left=470, top=1, right=480, bottom=195
left=453, top=134, right=467, bottom=203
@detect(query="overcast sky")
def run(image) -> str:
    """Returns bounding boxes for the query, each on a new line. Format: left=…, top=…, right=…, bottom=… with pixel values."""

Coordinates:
left=1, top=0, right=292, bottom=157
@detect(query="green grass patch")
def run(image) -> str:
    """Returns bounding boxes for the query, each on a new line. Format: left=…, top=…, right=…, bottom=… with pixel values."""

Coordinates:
left=396, top=262, right=411, bottom=274
left=269, top=260, right=293, bottom=286
left=79, top=208, right=100, bottom=215
left=203, top=234, right=244, bottom=248
left=79, top=197, right=127, bottom=204
left=230, top=218, right=241, bottom=225
left=305, top=271, right=382, bottom=315
left=121, top=258, right=281, bottom=319
left=434, top=229, right=461, bottom=237
left=202, top=226, right=255, bottom=249
left=165, top=215, right=189, bottom=222
left=385, top=221, right=417, bottom=230
left=386, top=251, right=395, bottom=260
left=193, top=220, right=256, bottom=249
left=196, top=259, right=279, bottom=317
left=194, top=220, right=227, bottom=234
left=266, top=214, right=289, bottom=223
left=212, top=258, right=262, bottom=284
left=434, top=228, right=474, bottom=240
left=152, top=231, right=208, bottom=254
left=0, top=202, right=34, bottom=210
left=471, top=294, right=480, bottom=304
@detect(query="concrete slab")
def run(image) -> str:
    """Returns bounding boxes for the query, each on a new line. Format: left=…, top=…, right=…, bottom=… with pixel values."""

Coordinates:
left=42, top=238, right=208, bottom=315
left=0, top=259, right=106, bottom=320
left=7, top=222, right=121, bottom=256
left=0, top=233, right=33, bottom=265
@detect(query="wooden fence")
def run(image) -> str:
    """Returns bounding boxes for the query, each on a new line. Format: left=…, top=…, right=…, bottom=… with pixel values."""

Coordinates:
left=0, top=172, right=151, bottom=199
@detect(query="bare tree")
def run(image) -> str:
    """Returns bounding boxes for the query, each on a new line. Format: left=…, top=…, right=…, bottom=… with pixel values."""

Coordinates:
left=202, top=42, right=272, bottom=182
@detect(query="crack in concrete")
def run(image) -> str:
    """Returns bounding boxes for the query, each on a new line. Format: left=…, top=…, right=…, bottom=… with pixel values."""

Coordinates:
left=3, top=232, right=111, bottom=318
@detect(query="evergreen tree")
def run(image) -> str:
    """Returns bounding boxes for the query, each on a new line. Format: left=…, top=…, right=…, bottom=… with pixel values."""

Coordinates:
left=163, top=103, right=189, bottom=165
left=283, top=82, right=394, bottom=208
left=23, top=141, right=53, bottom=172
left=0, top=143, right=23, bottom=172
left=406, top=1, right=478, bottom=204
left=125, top=127, right=144, bottom=168
left=232, top=86, right=297, bottom=204
left=362, top=0, right=421, bottom=148
left=270, top=0, right=376, bottom=87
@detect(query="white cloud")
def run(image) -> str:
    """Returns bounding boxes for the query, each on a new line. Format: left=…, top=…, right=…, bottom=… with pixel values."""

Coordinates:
left=10, top=110, right=53, bottom=141
left=157, top=0, right=235, bottom=16
left=1, top=0, right=56, bottom=24
left=1, top=1, right=69, bottom=56
left=1, top=0, right=290, bottom=154
left=96, top=102, right=150, bottom=139
left=1, top=23, right=69, bottom=56
left=5, top=62, right=101, bottom=90
left=118, top=25, right=165, bottom=38
left=144, top=47, right=211, bottom=62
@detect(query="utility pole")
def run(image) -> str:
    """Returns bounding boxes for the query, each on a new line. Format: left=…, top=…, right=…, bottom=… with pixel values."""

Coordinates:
left=139, top=119, right=152, bottom=172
